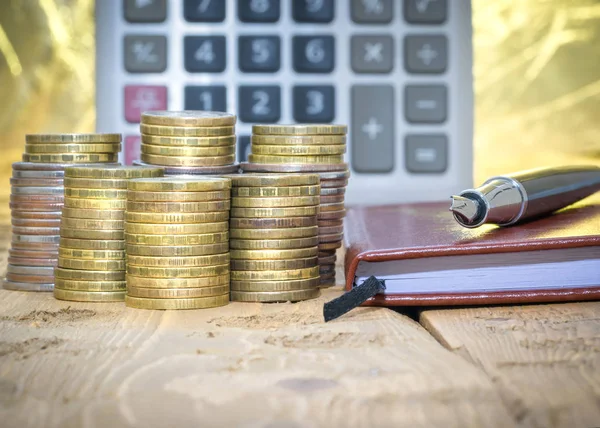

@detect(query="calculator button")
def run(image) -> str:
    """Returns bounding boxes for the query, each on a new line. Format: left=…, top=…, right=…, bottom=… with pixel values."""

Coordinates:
left=238, top=86, right=281, bottom=123
left=293, top=86, right=335, bottom=123
left=404, top=0, right=447, bottom=24
left=124, top=35, right=167, bottom=73
left=351, top=85, right=394, bottom=173
left=124, top=0, right=167, bottom=23
left=125, top=136, right=142, bottom=165
left=404, top=35, right=447, bottom=74
left=124, top=85, right=168, bottom=123
left=238, top=36, right=281, bottom=73
left=238, top=0, right=280, bottom=22
left=293, top=0, right=334, bottom=22
left=238, top=135, right=251, bottom=162
left=351, top=35, right=394, bottom=73
left=405, top=85, right=447, bottom=123
left=184, top=36, right=226, bottom=73
left=183, top=0, right=225, bottom=22
left=350, top=0, right=393, bottom=23
left=184, top=86, right=227, bottom=112
left=405, top=135, right=447, bottom=173
left=293, top=36, right=335, bottom=73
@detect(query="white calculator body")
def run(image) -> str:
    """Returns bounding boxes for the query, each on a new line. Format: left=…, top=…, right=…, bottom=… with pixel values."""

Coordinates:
left=96, top=0, right=473, bottom=205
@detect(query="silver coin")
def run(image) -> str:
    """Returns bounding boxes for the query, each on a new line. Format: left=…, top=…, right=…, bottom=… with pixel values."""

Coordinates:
left=320, top=187, right=346, bottom=196
left=11, top=186, right=65, bottom=195
left=317, top=170, right=351, bottom=180
left=6, top=265, right=56, bottom=275
left=11, top=234, right=61, bottom=243
left=12, top=169, right=65, bottom=178
left=2, top=279, right=54, bottom=292
left=10, top=178, right=65, bottom=187
left=133, top=160, right=240, bottom=175
left=11, top=226, right=61, bottom=235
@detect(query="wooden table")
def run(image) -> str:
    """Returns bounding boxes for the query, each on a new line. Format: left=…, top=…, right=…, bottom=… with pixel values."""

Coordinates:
left=0, top=228, right=598, bottom=428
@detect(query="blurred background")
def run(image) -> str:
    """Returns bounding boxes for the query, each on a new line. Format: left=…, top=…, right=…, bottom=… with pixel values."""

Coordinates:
left=0, top=0, right=599, bottom=223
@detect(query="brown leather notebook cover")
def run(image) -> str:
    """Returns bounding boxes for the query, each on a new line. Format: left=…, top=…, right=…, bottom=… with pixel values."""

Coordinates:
left=344, top=198, right=600, bottom=306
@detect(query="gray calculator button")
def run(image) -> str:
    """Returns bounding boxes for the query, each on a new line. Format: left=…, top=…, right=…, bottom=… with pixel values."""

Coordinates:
left=405, top=135, right=447, bottom=173
left=404, top=35, right=447, bottom=73
left=405, top=85, right=447, bottom=123
left=351, top=35, right=394, bottom=73
left=293, top=36, right=335, bottom=73
left=238, top=36, right=280, bottom=72
left=184, top=36, right=226, bottom=73
left=124, top=35, right=167, bottom=73
left=293, top=86, right=335, bottom=123
left=351, top=85, right=394, bottom=173
left=238, top=0, right=280, bottom=22
left=293, top=0, right=334, bottom=22
left=404, top=0, right=447, bottom=24
left=238, top=86, right=281, bottom=123
left=238, top=135, right=251, bottom=162
left=351, top=0, right=393, bottom=23
left=184, top=86, right=227, bottom=112
left=124, top=0, right=167, bottom=23
left=184, top=0, right=225, bottom=22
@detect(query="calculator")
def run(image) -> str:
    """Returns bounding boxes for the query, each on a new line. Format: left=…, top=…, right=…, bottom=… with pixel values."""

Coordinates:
left=95, top=0, right=473, bottom=205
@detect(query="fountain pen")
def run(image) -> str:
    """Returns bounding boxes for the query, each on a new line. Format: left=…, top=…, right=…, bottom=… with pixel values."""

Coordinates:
left=450, top=165, right=600, bottom=228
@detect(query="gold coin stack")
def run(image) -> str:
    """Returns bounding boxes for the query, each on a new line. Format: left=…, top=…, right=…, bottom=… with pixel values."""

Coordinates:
left=3, top=134, right=121, bottom=293
left=241, top=124, right=350, bottom=287
left=227, top=174, right=321, bottom=302
left=54, top=166, right=164, bottom=302
left=135, top=111, right=240, bottom=175
left=124, top=177, right=232, bottom=310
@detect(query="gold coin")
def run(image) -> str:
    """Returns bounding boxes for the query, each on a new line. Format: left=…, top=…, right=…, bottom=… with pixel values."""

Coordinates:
left=231, top=196, right=319, bottom=208
left=251, top=134, right=346, bottom=145
left=232, top=185, right=319, bottom=197
left=64, top=198, right=126, bottom=209
left=59, top=247, right=125, bottom=260
left=61, top=208, right=125, bottom=220
left=230, top=277, right=320, bottom=292
left=125, top=242, right=229, bottom=257
left=126, top=200, right=230, bottom=213
left=127, top=284, right=229, bottom=299
left=64, top=188, right=128, bottom=199
left=227, top=173, right=319, bottom=187
left=60, top=228, right=124, bottom=240
left=54, top=267, right=126, bottom=281
left=25, top=143, right=121, bottom=154
left=127, top=190, right=230, bottom=202
left=126, top=253, right=230, bottom=267
left=54, top=278, right=126, bottom=292
left=230, top=257, right=317, bottom=271
left=230, top=236, right=318, bottom=250
left=141, top=153, right=236, bottom=167
left=230, top=247, right=318, bottom=260
left=140, top=123, right=235, bottom=137
left=26, top=133, right=122, bottom=144
left=251, top=144, right=346, bottom=156
left=229, top=216, right=317, bottom=229
left=23, top=153, right=118, bottom=163
left=127, top=274, right=229, bottom=289
left=125, top=231, right=229, bottom=246
left=125, top=211, right=229, bottom=224
left=65, top=165, right=164, bottom=179
left=141, top=111, right=236, bottom=127
left=126, top=264, right=230, bottom=278
left=54, top=288, right=126, bottom=302
left=231, top=266, right=319, bottom=281
left=59, top=237, right=125, bottom=250
left=60, top=218, right=125, bottom=230
left=125, top=294, right=229, bottom=310
left=64, top=177, right=130, bottom=189
left=252, top=124, right=347, bottom=135
left=128, top=177, right=231, bottom=192
left=141, top=144, right=235, bottom=157
left=141, top=134, right=236, bottom=147
left=230, top=206, right=318, bottom=218
left=230, top=226, right=317, bottom=239
left=124, top=221, right=228, bottom=235
left=230, top=288, right=319, bottom=302
left=58, top=257, right=126, bottom=271
left=248, top=154, right=344, bottom=164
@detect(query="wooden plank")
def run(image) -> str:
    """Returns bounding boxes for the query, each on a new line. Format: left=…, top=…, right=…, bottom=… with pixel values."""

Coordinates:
left=421, top=303, right=600, bottom=427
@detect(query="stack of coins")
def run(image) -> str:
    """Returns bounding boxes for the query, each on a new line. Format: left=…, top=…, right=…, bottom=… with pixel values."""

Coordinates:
left=54, top=166, right=164, bottom=302
left=240, top=124, right=350, bottom=287
left=124, top=177, right=232, bottom=310
left=3, top=133, right=121, bottom=292
left=134, top=111, right=239, bottom=175
left=227, top=174, right=321, bottom=302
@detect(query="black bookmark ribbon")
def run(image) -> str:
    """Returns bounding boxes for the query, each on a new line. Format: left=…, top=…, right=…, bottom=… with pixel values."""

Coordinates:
left=323, top=276, right=386, bottom=322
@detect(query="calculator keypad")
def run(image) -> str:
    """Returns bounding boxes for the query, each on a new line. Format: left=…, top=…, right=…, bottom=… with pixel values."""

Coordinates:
left=404, top=0, right=447, bottom=24
left=184, top=36, right=227, bottom=73
left=238, top=86, right=281, bottom=123
left=293, top=85, right=335, bottom=123
left=351, top=35, right=394, bottom=74
left=293, top=36, right=335, bottom=73
left=350, top=0, right=393, bottom=23
left=238, top=0, right=280, bottom=22
left=183, top=0, right=226, bottom=22
left=238, top=36, right=281, bottom=73
left=292, top=0, right=335, bottom=23
left=124, top=35, right=167, bottom=73
left=184, top=86, right=227, bottom=112
left=124, top=0, right=167, bottom=23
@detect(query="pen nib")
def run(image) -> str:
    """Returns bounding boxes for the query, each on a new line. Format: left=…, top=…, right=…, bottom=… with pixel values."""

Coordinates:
left=449, top=195, right=480, bottom=224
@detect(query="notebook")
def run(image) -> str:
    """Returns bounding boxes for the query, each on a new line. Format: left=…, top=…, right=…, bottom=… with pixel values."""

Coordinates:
left=344, top=197, right=600, bottom=306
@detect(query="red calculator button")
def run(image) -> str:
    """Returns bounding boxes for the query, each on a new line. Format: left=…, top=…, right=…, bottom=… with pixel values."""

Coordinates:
left=124, top=85, right=167, bottom=123
left=125, top=135, right=141, bottom=165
